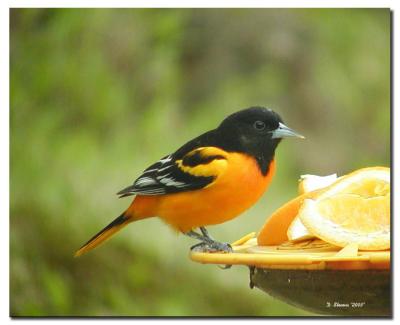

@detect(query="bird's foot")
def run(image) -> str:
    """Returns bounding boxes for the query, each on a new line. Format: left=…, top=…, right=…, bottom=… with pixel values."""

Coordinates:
left=190, top=240, right=233, bottom=253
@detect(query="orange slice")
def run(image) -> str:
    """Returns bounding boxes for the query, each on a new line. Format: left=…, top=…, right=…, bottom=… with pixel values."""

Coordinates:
left=298, top=167, right=390, bottom=250
left=289, top=174, right=339, bottom=240
left=257, top=190, right=320, bottom=246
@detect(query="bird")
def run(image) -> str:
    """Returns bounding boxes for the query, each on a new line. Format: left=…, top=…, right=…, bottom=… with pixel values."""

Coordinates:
left=75, top=106, right=304, bottom=257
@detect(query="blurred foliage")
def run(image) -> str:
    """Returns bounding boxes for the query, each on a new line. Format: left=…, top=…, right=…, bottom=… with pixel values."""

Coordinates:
left=10, top=8, right=390, bottom=316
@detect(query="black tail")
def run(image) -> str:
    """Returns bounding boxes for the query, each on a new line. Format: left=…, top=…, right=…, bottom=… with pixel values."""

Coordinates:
left=74, top=213, right=131, bottom=257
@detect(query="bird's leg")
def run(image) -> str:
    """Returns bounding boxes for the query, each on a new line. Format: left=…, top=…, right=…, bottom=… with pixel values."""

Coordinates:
left=199, top=227, right=233, bottom=268
left=185, top=229, right=232, bottom=253
left=199, top=227, right=213, bottom=240
left=185, top=230, right=211, bottom=243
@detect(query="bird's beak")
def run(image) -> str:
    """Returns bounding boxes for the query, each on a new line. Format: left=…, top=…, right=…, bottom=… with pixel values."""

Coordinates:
left=271, top=122, right=305, bottom=139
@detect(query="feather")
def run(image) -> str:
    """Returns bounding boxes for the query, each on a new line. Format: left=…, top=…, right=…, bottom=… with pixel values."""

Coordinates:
left=117, top=147, right=228, bottom=197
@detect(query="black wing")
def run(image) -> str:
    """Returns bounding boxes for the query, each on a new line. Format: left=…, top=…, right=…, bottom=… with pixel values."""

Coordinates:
left=117, top=146, right=227, bottom=197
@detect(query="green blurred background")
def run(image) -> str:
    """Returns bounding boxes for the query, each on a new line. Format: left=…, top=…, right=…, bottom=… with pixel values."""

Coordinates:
left=10, top=8, right=390, bottom=316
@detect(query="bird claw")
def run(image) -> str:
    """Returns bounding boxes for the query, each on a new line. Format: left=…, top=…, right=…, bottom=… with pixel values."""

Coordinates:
left=190, top=241, right=233, bottom=253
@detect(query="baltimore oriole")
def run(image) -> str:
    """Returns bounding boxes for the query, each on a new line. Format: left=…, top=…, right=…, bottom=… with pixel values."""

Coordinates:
left=75, top=107, right=303, bottom=256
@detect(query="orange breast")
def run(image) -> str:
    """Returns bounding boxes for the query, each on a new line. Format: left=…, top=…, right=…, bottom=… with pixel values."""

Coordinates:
left=150, top=155, right=276, bottom=233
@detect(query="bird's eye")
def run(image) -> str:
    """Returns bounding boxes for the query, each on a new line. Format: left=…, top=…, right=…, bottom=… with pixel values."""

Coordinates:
left=253, top=120, right=266, bottom=131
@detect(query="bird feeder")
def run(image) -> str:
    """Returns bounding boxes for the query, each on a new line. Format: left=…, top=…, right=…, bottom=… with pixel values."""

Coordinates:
left=191, top=168, right=390, bottom=315
left=190, top=233, right=390, bottom=316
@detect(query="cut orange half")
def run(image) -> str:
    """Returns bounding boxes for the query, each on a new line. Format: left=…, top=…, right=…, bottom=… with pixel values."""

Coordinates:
left=298, top=167, right=390, bottom=250
left=259, top=174, right=342, bottom=245
left=289, top=174, right=339, bottom=241
left=257, top=190, right=320, bottom=246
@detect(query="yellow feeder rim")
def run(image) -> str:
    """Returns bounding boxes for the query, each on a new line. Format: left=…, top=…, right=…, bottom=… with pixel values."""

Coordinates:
left=190, top=233, right=390, bottom=270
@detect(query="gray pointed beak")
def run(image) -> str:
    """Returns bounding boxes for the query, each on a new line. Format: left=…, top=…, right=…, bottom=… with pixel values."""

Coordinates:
left=271, top=122, right=305, bottom=139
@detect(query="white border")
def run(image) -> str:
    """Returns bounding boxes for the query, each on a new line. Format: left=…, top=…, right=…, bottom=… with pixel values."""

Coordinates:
left=3, top=1, right=397, bottom=324
left=5, top=0, right=397, bottom=8
left=1, top=1, right=9, bottom=322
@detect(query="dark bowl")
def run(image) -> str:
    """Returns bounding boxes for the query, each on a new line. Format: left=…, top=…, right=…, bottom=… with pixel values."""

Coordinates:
left=249, top=267, right=391, bottom=316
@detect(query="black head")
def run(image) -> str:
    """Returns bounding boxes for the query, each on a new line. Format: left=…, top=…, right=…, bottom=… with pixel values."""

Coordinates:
left=216, top=106, right=304, bottom=175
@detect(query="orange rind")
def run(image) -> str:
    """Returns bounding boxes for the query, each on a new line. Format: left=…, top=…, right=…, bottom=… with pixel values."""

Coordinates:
left=258, top=167, right=390, bottom=250
left=298, top=167, right=390, bottom=250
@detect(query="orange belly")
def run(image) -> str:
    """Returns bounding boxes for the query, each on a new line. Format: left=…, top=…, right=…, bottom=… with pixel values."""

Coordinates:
left=129, top=155, right=275, bottom=233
